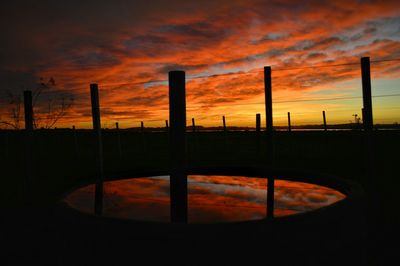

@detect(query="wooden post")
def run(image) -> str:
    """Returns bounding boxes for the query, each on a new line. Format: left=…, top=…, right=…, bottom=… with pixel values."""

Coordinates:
left=192, top=117, right=196, bottom=133
left=361, top=108, right=365, bottom=131
left=264, top=66, right=274, bottom=157
left=256, top=113, right=261, bottom=132
left=222, top=116, right=227, bottom=132
left=169, top=70, right=188, bottom=223
left=191, top=117, right=197, bottom=153
left=24, top=90, right=33, bottom=205
left=264, top=67, right=273, bottom=134
left=90, top=84, right=104, bottom=216
left=256, top=113, right=261, bottom=153
left=361, top=57, right=373, bottom=132
left=287, top=112, right=291, bottom=132
left=116, top=122, right=122, bottom=158
left=361, top=57, right=377, bottom=220
left=222, top=115, right=228, bottom=152
left=264, top=66, right=275, bottom=217
left=165, top=120, right=170, bottom=151
left=323, top=111, right=327, bottom=131
left=140, top=121, right=146, bottom=153
left=72, top=125, right=79, bottom=158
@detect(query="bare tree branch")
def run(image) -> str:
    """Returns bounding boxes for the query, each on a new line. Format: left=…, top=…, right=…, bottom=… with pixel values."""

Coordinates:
left=1, top=77, right=74, bottom=129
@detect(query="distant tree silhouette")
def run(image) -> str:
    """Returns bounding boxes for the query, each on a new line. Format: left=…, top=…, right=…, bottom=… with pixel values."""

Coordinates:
left=0, top=77, right=74, bottom=129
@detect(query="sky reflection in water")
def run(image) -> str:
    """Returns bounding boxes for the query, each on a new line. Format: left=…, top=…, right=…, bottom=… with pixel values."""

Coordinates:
left=65, top=175, right=345, bottom=223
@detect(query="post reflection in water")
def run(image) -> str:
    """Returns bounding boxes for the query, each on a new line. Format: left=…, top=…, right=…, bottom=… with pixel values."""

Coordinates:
left=64, top=175, right=345, bottom=224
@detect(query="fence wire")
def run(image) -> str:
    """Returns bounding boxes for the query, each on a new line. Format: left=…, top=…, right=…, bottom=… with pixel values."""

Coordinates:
left=1, top=58, right=399, bottom=129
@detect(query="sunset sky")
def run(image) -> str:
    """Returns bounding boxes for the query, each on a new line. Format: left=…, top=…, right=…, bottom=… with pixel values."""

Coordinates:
left=1, top=0, right=400, bottom=128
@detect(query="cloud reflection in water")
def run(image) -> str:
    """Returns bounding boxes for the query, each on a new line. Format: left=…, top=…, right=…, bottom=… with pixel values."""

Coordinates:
left=64, top=175, right=345, bottom=223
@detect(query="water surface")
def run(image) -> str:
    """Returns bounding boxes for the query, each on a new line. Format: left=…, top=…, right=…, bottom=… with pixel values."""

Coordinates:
left=65, top=175, right=345, bottom=223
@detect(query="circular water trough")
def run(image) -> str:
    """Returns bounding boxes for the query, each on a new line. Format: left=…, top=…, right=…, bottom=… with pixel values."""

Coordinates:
left=56, top=167, right=367, bottom=266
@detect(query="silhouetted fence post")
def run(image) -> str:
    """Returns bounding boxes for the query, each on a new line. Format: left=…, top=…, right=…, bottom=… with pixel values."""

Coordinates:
left=192, top=118, right=196, bottom=133
left=361, top=57, right=377, bottom=220
left=361, top=57, right=373, bottom=132
left=264, top=66, right=273, bottom=135
left=222, top=116, right=227, bottom=132
left=222, top=115, right=228, bottom=152
left=90, top=84, right=104, bottom=216
left=116, top=122, right=122, bottom=158
left=264, top=66, right=275, bottom=218
left=72, top=125, right=79, bottom=158
left=264, top=65, right=274, bottom=159
left=361, top=108, right=365, bottom=130
left=165, top=120, right=169, bottom=149
left=256, top=113, right=261, bottom=133
left=287, top=112, right=291, bottom=132
left=169, top=70, right=188, bottom=223
left=321, top=111, right=328, bottom=160
left=24, top=90, right=33, bottom=205
left=140, top=121, right=146, bottom=153
left=256, top=113, right=261, bottom=153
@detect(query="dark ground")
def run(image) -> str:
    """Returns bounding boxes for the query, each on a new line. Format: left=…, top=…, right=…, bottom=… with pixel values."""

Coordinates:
left=0, top=129, right=399, bottom=265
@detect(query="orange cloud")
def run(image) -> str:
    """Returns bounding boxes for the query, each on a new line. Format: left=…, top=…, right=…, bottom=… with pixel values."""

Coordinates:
left=1, top=1, right=400, bottom=128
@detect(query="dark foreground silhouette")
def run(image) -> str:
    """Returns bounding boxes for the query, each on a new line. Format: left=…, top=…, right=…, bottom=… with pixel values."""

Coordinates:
left=2, top=202, right=366, bottom=266
left=2, top=167, right=368, bottom=266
